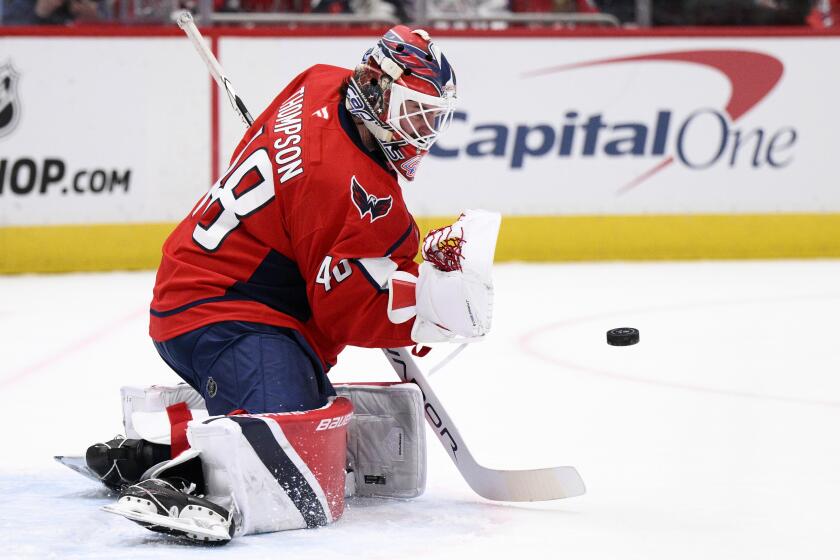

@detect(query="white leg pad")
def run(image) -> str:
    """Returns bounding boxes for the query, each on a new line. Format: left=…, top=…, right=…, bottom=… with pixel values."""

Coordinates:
left=335, top=383, right=426, bottom=499
left=121, top=384, right=207, bottom=443
left=186, top=398, right=351, bottom=536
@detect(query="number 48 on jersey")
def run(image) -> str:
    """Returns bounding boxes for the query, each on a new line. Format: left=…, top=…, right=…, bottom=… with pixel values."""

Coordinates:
left=192, top=148, right=275, bottom=252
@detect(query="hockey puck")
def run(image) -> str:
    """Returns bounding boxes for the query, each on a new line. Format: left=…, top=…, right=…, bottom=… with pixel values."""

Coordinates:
left=606, top=327, right=639, bottom=346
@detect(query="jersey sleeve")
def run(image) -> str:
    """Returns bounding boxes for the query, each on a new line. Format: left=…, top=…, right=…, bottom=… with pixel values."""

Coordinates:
left=292, top=187, right=420, bottom=349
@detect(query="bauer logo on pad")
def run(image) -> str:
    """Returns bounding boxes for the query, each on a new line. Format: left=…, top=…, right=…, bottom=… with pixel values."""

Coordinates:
left=351, top=176, right=392, bottom=223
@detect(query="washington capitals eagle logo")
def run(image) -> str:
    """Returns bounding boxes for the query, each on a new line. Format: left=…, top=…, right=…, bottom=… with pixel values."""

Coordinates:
left=351, top=176, right=392, bottom=223
left=0, top=63, right=21, bottom=138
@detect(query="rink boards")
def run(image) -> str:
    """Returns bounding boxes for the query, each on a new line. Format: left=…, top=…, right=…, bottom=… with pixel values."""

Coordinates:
left=2, top=27, right=840, bottom=272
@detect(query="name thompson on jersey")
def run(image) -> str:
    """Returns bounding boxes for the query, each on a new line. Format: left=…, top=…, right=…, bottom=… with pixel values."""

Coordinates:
left=272, top=86, right=305, bottom=183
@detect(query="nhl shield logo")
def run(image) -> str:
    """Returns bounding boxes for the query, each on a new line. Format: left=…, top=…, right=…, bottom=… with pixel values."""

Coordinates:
left=0, top=64, right=21, bottom=138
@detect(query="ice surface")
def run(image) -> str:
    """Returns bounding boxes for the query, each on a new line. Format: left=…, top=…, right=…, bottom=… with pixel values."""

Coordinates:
left=2, top=262, right=840, bottom=559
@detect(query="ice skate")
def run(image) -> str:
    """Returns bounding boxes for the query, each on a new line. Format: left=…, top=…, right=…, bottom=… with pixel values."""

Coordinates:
left=102, top=478, right=235, bottom=544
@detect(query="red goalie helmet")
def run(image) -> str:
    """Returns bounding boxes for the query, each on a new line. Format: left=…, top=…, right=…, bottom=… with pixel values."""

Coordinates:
left=345, top=25, right=457, bottom=181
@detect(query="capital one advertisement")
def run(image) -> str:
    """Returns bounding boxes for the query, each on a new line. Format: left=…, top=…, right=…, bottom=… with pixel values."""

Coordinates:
left=221, top=36, right=839, bottom=217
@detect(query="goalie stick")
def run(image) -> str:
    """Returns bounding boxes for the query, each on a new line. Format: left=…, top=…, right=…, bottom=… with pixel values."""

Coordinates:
left=384, top=347, right=585, bottom=501
left=175, top=12, right=585, bottom=502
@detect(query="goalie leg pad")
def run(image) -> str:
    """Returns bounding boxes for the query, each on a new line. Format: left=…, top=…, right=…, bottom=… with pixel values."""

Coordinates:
left=335, top=383, right=426, bottom=499
left=186, top=397, right=352, bottom=536
left=121, top=384, right=208, bottom=444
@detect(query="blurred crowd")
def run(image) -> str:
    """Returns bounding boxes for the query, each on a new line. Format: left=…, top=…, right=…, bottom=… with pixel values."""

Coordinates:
left=0, top=0, right=837, bottom=26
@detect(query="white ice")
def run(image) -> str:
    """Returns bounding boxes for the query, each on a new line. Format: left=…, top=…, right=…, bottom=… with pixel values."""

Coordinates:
left=2, top=261, right=839, bottom=559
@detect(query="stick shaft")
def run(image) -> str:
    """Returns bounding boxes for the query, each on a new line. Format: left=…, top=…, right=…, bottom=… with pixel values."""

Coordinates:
left=176, top=11, right=253, bottom=126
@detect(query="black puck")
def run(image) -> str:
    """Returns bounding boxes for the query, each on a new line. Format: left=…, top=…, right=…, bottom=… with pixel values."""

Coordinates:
left=607, top=327, right=639, bottom=346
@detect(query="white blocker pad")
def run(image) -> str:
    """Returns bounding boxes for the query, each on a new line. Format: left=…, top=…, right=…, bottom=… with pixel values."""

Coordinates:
left=186, top=397, right=352, bottom=536
left=334, top=383, right=426, bottom=499
left=121, top=384, right=208, bottom=444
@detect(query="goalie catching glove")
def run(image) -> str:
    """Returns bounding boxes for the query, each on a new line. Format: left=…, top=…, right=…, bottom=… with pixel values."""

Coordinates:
left=388, top=209, right=501, bottom=343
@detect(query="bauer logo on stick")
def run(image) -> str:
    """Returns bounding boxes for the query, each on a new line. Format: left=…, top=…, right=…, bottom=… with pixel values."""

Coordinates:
left=0, top=63, right=21, bottom=138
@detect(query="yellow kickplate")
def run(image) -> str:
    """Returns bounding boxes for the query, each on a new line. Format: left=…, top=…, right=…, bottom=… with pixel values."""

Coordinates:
left=4, top=213, right=840, bottom=274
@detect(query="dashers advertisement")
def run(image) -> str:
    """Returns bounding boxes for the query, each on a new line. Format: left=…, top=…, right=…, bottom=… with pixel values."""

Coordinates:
left=218, top=36, right=839, bottom=217
left=2, top=33, right=839, bottom=227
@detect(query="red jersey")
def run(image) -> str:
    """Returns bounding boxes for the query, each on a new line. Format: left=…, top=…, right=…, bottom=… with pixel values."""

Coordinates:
left=150, top=65, right=420, bottom=369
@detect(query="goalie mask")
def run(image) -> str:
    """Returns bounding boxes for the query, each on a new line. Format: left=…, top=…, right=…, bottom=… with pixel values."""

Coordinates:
left=345, top=25, right=457, bottom=181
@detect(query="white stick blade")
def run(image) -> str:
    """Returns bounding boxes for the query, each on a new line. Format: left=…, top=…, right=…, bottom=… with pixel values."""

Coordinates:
left=465, top=465, right=586, bottom=502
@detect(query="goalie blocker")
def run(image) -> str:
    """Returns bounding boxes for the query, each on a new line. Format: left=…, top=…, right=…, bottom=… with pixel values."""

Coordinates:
left=102, top=381, right=426, bottom=541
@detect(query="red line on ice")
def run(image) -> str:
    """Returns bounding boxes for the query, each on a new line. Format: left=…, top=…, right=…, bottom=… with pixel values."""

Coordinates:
left=518, top=296, right=840, bottom=409
left=0, top=308, right=146, bottom=389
